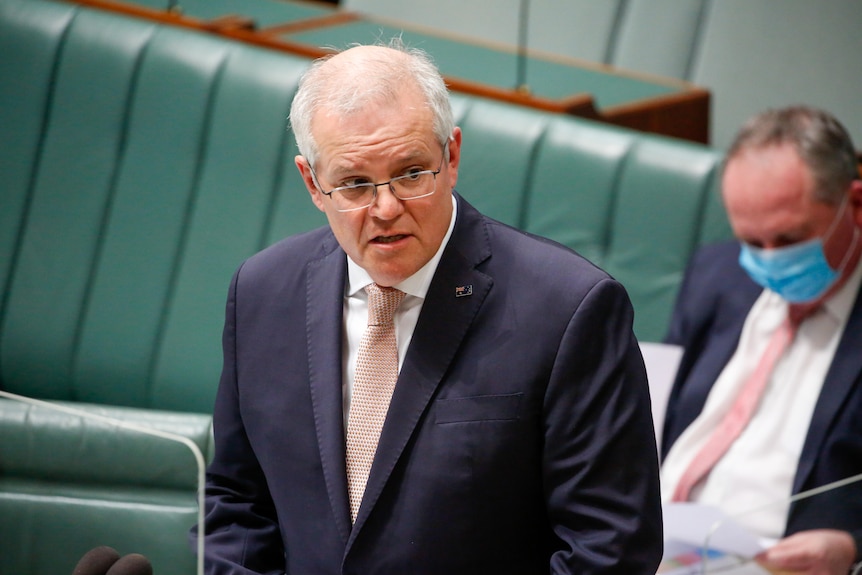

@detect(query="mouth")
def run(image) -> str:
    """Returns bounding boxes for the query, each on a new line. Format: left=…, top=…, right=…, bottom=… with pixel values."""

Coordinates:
left=371, top=234, right=408, bottom=244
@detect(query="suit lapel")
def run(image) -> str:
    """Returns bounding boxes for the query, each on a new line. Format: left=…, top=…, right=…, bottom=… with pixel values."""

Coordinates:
left=305, top=235, right=353, bottom=543
left=664, top=283, right=758, bottom=456
left=347, top=195, right=493, bottom=541
left=793, top=289, right=862, bottom=493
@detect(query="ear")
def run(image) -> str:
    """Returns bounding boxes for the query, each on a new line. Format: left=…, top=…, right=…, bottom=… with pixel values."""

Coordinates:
left=445, top=127, right=463, bottom=191
left=295, top=155, right=327, bottom=212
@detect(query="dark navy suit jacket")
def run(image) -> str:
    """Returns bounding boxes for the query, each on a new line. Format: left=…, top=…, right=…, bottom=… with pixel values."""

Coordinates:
left=663, top=241, right=862, bottom=549
left=197, top=194, right=662, bottom=574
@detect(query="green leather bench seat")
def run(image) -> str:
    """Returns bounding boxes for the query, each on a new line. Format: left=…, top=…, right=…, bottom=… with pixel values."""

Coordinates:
left=0, top=0, right=731, bottom=573
left=1, top=482, right=198, bottom=575
left=452, top=96, right=729, bottom=339
left=1, top=0, right=323, bottom=413
left=0, top=400, right=211, bottom=575
left=525, top=118, right=728, bottom=339
left=1, top=0, right=319, bottom=572
left=0, top=402, right=209, bottom=488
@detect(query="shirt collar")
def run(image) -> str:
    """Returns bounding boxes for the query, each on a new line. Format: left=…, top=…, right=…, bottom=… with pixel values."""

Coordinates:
left=346, top=194, right=458, bottom=299
left=766, top=253, right=862, bottom=323
left=821, top=253, right=862, bottom=322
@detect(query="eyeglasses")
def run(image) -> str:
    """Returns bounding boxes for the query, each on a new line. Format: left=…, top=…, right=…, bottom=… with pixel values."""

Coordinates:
left=309, top=144, right=448, bottom=213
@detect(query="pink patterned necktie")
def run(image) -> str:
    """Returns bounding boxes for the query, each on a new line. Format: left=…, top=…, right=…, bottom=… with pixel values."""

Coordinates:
left=345, top=283, right=405, bottom=522
left=671, top=305, right=814, bottom=502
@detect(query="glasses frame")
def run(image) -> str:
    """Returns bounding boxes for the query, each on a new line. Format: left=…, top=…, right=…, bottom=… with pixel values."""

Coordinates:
left=309, top=142, right=449, bottom=213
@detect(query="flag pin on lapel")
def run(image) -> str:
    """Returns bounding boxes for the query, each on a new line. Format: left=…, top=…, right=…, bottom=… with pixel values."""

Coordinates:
left=455, top=285, right=473, bottom=297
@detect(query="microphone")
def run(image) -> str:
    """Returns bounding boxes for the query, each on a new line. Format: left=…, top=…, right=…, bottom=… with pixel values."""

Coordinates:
left=515, top=0, right=531, bottom=93
left=71, top=546, right=120, bottom=575
left=106, top=553, right=153, bottom=575
left=71, top=548, right=153, bottom=575
left=0, top=389, right=206, bottom=575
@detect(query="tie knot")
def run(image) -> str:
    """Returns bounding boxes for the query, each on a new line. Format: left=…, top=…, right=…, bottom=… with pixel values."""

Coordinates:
left=365, top=284, right=405, bottom=326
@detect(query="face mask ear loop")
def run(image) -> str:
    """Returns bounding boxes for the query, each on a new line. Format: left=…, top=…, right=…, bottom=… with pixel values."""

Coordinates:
left=822, top=194, right=851, bottom=245
left=835, top=225, right=860, bottom=275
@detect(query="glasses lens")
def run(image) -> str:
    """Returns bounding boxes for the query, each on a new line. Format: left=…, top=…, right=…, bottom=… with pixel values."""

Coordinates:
left=391, top=171, right=435, bottom=199
left=329, top=169, right=437, bottom=212
left=333, top=184, right=375, bottom=210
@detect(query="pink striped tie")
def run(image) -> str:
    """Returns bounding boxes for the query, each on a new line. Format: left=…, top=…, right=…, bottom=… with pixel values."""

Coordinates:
left=672, top=307, right=811, bottom=502
left=345, top=283, right=405, bottom=522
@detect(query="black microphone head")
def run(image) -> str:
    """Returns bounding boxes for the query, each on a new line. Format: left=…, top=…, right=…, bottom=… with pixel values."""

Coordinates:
left=106, top=553, right=153, bottom=575
left=72, top=546, right=121, bottom=575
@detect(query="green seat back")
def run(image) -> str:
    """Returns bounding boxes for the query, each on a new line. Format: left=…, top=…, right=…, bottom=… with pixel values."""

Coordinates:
left=0, top=0, right=322, bottom=413
left=0, top=0, right=76, bottom=299
left=525, top=119, right=635, bottom=264
left=525, top=113, right=728, bottom=341
left=457, top=99, right=549, bottom=227
left=603, top=139, right=724, bottom=341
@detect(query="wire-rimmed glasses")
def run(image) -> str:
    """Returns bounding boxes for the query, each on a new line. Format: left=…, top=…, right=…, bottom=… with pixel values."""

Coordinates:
left=309, top=143, right=448, bottom=213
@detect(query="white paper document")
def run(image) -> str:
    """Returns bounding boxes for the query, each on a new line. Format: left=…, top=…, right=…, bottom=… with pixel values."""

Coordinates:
left=638, top=341, right=684, bottom=446
left=659, top=502, right=776, bottom=575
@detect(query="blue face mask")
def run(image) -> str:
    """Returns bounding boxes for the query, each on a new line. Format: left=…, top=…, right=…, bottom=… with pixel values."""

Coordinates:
left=739, top=239, right=838, bottom=303
left=738, top=199, right=855, bottom=303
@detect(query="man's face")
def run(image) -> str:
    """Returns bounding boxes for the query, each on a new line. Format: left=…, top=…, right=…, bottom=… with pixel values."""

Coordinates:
left=296, top=87, right=461, bottom=287
left=722, top=144, right=856, bottom=269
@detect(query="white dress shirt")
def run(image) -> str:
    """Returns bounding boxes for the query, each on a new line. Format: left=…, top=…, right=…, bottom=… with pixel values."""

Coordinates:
left=341, top=195, right=458, bottom=429
left=661, top=258, right=862, bottom=539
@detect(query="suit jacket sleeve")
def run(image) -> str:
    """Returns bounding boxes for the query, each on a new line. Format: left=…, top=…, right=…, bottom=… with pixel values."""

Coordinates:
left=543, top=276, right=663, bottom=573
left=194, top=266, right=286, bottom=575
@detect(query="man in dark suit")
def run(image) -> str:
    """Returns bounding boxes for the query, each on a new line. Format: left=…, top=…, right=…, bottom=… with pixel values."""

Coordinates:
left=192, top=41, right=662, bottom=574
left=662, top=106, right=862, bottom=575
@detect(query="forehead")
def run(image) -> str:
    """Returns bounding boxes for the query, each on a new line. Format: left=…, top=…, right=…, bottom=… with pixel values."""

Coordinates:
left=722, top=145, right=813, bottom=205
left=721, top=145, right=829, bottom=241
left=312, top=89, right=437, bottom=165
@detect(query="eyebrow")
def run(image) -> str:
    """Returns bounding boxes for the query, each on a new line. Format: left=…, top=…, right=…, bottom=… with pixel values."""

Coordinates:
left=327, top=152, right=434, bottom=178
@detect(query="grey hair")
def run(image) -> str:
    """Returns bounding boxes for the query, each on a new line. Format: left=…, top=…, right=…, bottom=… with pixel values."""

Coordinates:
left=289, top=38, right=455, bottom=168
left=726, top=105, right=858, bottom=204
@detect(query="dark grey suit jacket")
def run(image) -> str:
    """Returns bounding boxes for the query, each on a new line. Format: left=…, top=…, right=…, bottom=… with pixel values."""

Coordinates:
left=197, top=194, right=662, bottom=574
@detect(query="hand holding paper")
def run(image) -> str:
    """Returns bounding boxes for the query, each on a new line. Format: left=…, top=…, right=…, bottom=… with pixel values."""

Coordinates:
left=754, top=529, right=857, bottom=575
left=661, top=502, right=859, bottom=575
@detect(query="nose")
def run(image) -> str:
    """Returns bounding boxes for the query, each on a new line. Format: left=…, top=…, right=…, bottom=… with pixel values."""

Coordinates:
left=369, top=184, right=404, bottom=219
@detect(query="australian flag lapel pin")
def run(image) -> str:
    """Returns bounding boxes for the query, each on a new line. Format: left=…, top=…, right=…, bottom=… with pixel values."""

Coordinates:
left=455, top=285, right=473, bottom=298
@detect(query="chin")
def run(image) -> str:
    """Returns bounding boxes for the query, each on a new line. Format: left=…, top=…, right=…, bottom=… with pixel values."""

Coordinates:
left=369, top=272, right=409, bottom=288
left=367, top=263, right=417, bottom=287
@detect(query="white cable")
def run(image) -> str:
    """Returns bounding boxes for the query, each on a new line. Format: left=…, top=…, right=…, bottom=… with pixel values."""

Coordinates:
left=701, top=471, right=862, bottom=574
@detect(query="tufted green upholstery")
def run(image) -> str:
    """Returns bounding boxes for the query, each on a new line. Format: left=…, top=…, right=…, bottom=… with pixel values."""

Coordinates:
left=0, top=0, right=731, bottom=573
left=0, top=0, right=318, bottom=572
left=523, top=117, right=726, bottom=339
left=0, top=400, right=211, bottom=575
left=0, top=0, right=320, bottom=413
left=455, top=96, right=550, bottom=227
